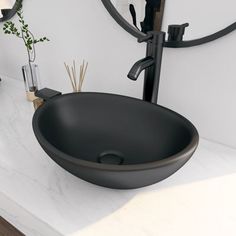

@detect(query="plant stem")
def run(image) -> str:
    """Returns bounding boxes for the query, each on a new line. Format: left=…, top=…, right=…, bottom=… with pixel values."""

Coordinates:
left=21, top=28, right=35, bottom=91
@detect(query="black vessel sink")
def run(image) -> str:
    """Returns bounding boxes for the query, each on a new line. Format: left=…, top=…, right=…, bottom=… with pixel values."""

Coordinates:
left=33, top=92, right=199, bottom=189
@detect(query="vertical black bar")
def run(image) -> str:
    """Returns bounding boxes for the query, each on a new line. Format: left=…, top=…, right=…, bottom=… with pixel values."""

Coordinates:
left=143, top=40, right=155, bottom=102
left=143, top=32, right=165, bottom=103
left=154, top=0, right=166, bottom=31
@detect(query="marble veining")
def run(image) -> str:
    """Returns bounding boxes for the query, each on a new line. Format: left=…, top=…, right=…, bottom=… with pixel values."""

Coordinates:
left=0, top=76, right=236, bottom=236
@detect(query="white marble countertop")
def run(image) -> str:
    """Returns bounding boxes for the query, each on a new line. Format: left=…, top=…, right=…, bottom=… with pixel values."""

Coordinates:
left=0, top=76, right=236, bottom=236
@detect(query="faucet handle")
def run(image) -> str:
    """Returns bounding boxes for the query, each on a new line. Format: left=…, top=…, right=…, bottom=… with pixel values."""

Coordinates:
left=168, top=23, right=189, bottom=42
left=138, top=33, right=153, bottom=43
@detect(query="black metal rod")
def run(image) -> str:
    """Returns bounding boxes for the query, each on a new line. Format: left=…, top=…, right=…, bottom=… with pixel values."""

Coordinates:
left=165, top=22, right=236, bottom=48
left=143, top=32, right=165, bottom=103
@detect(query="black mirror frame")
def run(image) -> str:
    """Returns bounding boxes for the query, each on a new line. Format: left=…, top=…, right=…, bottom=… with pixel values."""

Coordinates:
left=101, top=0, right=146, bottom=39
left=0, top=0, right=23, bottom=23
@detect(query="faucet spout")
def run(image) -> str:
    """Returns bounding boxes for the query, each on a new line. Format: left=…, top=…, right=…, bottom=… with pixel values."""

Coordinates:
left=127, top=57, right=154, bottom=81
left=127, top=31, right=165, bottom=104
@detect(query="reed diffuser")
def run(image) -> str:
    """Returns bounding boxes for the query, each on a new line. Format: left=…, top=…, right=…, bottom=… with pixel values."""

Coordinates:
left=64, top=60, right=88, bottom=92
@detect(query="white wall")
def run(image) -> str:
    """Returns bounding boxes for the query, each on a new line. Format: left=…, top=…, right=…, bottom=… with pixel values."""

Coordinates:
left=0, top=0, right=145, bottom=97
left=0, top=0, right=236, bottom=148
left=160, top=0, right=236, bottom=148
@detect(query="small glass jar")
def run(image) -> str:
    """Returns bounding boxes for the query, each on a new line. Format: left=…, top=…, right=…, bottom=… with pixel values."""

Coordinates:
left=22, top=64, right=40, bottom=101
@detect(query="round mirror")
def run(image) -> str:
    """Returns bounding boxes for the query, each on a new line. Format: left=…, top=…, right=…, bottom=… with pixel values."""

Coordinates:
left=102, top=0, right=166, bottom=38
left=102, top=0, right=236, bottom=48
left=0, top=0, right=22, bottom=22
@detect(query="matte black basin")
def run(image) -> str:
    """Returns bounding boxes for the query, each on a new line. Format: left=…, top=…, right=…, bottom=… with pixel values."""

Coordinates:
left=33, top=92, right=199, bottom=189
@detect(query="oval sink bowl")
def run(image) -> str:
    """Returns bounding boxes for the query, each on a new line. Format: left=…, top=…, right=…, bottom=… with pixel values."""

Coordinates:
left=33, top=92, right=199, bottom=189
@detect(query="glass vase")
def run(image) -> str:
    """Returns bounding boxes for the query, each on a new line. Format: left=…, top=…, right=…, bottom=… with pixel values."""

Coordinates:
left=22, top=64, right=40, bottom=101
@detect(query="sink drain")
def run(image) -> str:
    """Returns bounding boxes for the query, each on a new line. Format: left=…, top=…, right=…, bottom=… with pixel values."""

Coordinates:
left=98, top=151, right=124, bottom=165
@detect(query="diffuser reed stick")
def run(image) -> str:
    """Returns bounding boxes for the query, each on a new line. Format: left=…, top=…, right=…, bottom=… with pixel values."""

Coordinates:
left=64, top=60, right=88, bottom=92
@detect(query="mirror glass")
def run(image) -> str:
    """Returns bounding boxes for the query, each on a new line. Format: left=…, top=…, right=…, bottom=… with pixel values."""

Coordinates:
left=0, top=0, right=22, bottom=22
left=161, top=0, right=235, bottom=40
left=106, top=0, right=235, bottom=41
left=110, top=0, right=165, bottom=33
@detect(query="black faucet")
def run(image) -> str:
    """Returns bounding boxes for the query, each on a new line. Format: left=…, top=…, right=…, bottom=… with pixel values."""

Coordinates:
left=128, top=31, right=165, bottom=104
left=128, top=57, right=154, bottom=81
